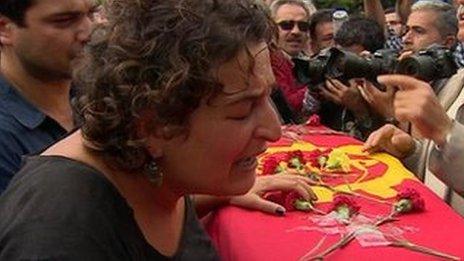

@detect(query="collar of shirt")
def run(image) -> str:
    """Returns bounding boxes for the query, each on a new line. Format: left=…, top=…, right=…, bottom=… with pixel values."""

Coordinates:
left=0, top=75, right=47, bottom=130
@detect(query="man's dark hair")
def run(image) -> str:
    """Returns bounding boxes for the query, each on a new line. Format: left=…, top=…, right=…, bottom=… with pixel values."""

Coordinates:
left=0, top=0, right=35, bottom=26
left=309, top=9, right=333, bottom=40
left=384, top=7, right=396, bottom=14
left=334, top=16, right=385, bottom=53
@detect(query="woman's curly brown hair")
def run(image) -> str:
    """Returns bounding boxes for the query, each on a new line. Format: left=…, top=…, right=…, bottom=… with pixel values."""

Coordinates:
left=74, top=0, right=275, bottom=172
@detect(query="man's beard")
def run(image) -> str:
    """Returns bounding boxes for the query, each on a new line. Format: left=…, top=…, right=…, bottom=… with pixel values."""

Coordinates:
left=19, top=54, right=73, bottom=83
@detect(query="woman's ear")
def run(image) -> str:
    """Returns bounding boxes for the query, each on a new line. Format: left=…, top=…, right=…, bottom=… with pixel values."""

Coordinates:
left=135, top=111, right=166, bottom=158
left=140, top=128, right=166, bottom=159
left=135, top=109, right=182, bottom=158
left=146, top=142, right=164, bottom=158
left=144, top=125, right=180, bottom=158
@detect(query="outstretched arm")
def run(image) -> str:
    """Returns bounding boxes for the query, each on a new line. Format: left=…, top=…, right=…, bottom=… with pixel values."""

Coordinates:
left=396, top=0, right=414, bottom=24
left=429, top=121, right=464, bottom=197
left=371, top=74, right=464, bottom=197
left=364, top=0, right=386, bottom=28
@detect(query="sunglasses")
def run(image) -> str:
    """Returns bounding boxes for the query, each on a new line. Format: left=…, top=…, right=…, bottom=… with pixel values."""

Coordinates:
left=277, top=20, right=310, bottom=32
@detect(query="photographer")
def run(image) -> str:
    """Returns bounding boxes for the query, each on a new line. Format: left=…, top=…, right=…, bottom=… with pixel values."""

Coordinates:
left=364, top=0, right=459, bottom=59
left=308, top=9, right=335, bottom=56
left=364, top=0, right=464, bottom=216
left=360, top=1, right=460, bottom=134
left=360, top=44, right=459, bottom=121
left=302, top=17, right=387, bottom=140
left=402, top=1, right=457, bottom=54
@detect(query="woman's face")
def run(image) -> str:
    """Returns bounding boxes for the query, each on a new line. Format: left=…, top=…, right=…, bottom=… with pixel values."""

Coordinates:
left=158, top=42, right=282, bottom=196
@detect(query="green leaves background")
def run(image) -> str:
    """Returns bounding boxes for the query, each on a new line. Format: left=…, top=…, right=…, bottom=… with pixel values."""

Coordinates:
left=312, top=0, right=396, bottom=13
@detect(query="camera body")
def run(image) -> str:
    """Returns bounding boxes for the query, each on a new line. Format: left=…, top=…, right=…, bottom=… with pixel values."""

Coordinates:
left=293, top=44, right=458, bottom=88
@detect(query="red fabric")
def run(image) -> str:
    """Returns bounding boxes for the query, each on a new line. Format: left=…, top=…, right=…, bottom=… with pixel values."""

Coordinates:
left=205, top=128, right=464, bottom=261
left=277, top=125, right=364, bottom=147
left=270, top=50, right=307, bottom=112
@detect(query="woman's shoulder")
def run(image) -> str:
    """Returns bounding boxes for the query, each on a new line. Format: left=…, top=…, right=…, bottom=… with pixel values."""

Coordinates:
left=1, top=155, right=129, bottom=217
left=0, top=155, right=129, bottom=222
left=0, top=156, right=138, bottom=259
left=4, top=155, right=120, bottom=202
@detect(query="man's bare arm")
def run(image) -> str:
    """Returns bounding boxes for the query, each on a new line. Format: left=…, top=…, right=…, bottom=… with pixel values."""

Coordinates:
left=364, top=0, right=386, bottom=28
left=396, top=0, right=415, bottom=24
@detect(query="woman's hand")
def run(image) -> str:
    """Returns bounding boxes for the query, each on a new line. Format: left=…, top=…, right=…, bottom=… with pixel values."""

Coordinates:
left=230, top=174, right=317, bottom=216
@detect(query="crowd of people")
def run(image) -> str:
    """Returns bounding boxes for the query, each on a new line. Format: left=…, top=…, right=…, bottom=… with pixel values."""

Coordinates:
left=273, top=0, right=461, bottom=133
left=268, top=0, right=464, bottom=217
left=0, top=0, right=462, bottom=259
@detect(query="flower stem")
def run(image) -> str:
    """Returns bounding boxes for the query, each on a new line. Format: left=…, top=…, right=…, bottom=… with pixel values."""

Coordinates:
left=306, top=211, right=397, bottom=260
left=299, top=235, right=328, bottom=261
left=306, top=210, right=458, bottom=260
left=309, top=205, right=327, bottom=215
left=390, top=240, right=460, bottom=260
left=307, top=232, right=357, bottom=260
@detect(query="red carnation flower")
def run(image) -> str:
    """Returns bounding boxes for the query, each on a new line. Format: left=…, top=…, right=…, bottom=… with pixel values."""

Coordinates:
left=284, top=191, right=313, bottom=212
left=283, top=191, right=300, bottom=211
left=307, top=148, right=332, bottom=168
left=307, top=150, right=322, bottom=166
left=262, top=157, right=280, bottom=175
left=286, top=150, right=306, bottom=164
left=263, top=190, right=284, bottom=205
left=331, top=194, right=360, bottom=219
left=307, top=114, right=321, bottom=126
left=394, top=188, right=425, bottom=213
left=286, top=150, right=306, bottom=170
left=264, top=191, right=313, bottom=212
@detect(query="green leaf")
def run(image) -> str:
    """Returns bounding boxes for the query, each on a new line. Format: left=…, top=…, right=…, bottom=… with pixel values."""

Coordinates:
left=394, top=199, right=413, bottom=213
left=336, top=205, right=351, bottom=220
left=318, top=156, right=327, bottom=167
left=289, top=158, right=302, bottom=168
left=275, top=165, right=285, bottom=174
left=326, top=159, right=341, bottom=170
left=294, top=199, right=313, bottom=211
left=325, top=149, right=350, bottom=170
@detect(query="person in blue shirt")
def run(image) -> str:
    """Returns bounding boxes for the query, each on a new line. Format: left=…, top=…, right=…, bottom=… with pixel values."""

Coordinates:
left=0, top=0, right=99, bottom=192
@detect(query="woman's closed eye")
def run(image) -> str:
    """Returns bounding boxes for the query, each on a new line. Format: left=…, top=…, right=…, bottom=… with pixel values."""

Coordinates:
left=226, top=101, right=254, bottom=121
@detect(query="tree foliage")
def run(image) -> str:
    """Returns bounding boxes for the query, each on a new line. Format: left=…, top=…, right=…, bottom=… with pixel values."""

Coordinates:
left=312, top=0, right=396, bottom=13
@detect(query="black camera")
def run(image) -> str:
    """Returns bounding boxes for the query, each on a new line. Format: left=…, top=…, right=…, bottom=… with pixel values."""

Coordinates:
left=293, top=44, right=458, bottom=87
left=396, top=45, right=457, bottom=82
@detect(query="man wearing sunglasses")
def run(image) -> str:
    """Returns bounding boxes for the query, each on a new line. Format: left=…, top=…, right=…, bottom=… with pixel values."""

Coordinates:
left=270, top=0, right=311, bottom=57
left=268, top=0, right=314, bottom=118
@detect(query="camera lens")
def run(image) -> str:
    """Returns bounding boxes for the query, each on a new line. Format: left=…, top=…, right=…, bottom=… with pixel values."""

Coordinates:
left=397, top=56, right=436, bottom=82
